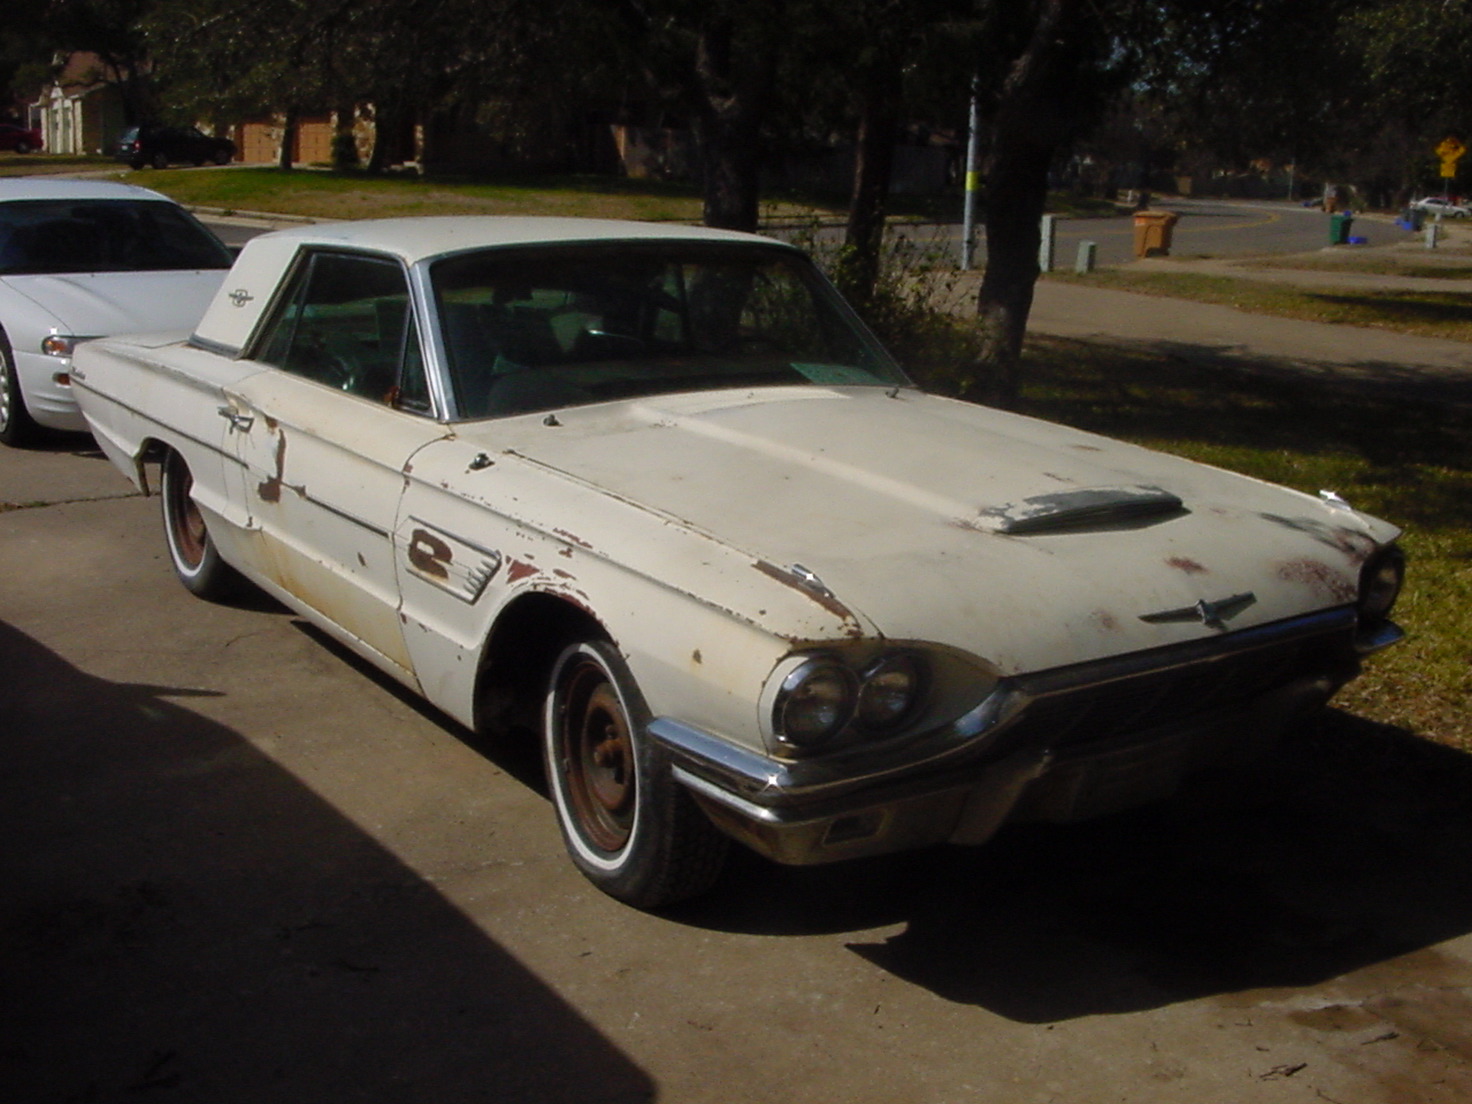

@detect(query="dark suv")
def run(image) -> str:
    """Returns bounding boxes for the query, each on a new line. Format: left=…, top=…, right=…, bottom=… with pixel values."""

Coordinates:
left=115, top=125, right=236, bottom=170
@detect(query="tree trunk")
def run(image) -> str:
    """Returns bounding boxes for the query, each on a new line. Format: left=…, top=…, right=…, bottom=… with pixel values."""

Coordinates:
left=973, top=0, right=1084, bottom=408
left=842, top=64, right=901, bottom=308
left=975, top=140, right=1051, bottom=406
left=277, top=107, right=299, bottom=171
left=692, top=16, right=773, bottom=232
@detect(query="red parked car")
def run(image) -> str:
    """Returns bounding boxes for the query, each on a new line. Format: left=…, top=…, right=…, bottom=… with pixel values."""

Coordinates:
left=0, top=124, right=43, bottom=154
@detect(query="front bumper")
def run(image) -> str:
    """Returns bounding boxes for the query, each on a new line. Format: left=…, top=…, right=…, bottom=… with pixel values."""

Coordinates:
left=14, top=350, right=87, bottom=431
left=652, top=607, right=1396, bottom=866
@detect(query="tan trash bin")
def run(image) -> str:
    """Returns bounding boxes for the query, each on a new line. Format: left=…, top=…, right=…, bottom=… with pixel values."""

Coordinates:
left=1132, top=210, right=1180, bottom=258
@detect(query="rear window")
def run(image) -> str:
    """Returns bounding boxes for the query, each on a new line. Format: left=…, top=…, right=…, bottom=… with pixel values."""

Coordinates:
left=0, top=199, right=233, bottom=275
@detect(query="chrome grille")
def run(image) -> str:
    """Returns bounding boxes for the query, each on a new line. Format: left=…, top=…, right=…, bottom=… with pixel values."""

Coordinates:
left=1002, top=632, right=1347, bottom=751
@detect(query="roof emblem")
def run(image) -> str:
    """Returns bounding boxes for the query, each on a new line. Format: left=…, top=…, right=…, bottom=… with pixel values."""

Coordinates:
left=228, top=288, right=254, bottom=308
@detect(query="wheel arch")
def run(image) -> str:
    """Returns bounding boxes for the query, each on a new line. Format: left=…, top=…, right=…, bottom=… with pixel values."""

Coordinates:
left=472, top=590, right=612, bottom=739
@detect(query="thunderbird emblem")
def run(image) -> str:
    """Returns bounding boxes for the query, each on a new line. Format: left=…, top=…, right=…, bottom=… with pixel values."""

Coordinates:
left=228, top=288, right=254, bottom=308
left=1140, top=592, right=1256, bottom=630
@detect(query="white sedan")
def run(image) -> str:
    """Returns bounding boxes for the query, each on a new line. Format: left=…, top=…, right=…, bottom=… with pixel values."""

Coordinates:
left=1410, top=196, right=1471, bottom=218
left=73, top=217, right=1406, bottom=908
left=0, top=178, right=232, bottom=446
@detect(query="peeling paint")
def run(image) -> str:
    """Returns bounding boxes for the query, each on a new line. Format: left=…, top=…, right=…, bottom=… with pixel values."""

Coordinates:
left=692, top=649, right=703, bottom=665
left=1278, top=559, right=1357, bottom=604
left=753, top=559, right=864, bottom=637
left=507, top=559, right=541, bottom=584
left=257, top=433, right=287, bottom=503
left=1090, top=610, right=1121, bottom=632
left=1166, top=556, right=1208, bottom=575
left=553, top=528, right=595, bottom=550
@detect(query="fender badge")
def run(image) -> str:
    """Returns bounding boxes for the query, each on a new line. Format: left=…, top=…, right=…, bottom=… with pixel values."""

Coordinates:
left=228, top=288, right=255, bottom=308
left=1140, top=592, right=1256, bottom=630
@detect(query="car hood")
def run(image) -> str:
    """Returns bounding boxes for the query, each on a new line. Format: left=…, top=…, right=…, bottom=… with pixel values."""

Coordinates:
left=441, top=386, right=1398, bottom=673
left=2, top=270, right=227, bottom=335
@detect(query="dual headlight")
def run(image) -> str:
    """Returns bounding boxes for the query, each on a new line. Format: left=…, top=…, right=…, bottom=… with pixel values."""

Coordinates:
left=771, top=652, right=927, bottom=752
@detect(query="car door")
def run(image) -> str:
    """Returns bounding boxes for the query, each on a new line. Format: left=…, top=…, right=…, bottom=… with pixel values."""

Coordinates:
left=220, top=249, right=448, bottom=682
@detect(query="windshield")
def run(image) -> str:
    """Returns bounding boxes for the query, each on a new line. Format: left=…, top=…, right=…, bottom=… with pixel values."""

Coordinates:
left=431, top=242, right=909, bottom=419
left=0, top=199, right=233, bottom=276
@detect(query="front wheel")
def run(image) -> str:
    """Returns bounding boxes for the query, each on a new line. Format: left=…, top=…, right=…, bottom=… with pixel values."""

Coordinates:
left=543, top=639, right=728, bottom=908
left=0, top=333, right=40, bottom=447
left=160, top=448, right=240, bottom=600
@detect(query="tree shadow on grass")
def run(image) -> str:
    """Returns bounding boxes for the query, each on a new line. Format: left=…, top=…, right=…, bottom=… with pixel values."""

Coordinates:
left=1006, top=334, right=1472, bottom=532
left=0, top=619, right=653, bottom=1104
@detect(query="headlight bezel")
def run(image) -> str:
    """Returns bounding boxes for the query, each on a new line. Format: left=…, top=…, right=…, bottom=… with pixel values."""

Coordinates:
left=1357, top=544, right=1405, bottom=628
left=767, top=648, right=936, bottom=755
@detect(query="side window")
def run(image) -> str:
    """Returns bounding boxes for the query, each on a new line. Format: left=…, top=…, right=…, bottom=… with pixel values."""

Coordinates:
left=254, top=251, right=427, bottom=411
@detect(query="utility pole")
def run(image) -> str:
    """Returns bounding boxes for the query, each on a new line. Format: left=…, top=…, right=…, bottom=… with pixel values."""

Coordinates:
left=961, top=78, right=981, bottom=270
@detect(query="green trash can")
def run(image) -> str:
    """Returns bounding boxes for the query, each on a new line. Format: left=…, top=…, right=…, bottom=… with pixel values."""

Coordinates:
left=1330, top=212, right=1354, bottom=244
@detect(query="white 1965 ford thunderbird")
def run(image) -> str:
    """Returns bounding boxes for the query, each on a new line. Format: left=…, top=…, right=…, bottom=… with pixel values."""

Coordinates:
left=74, top=217, right=1405, bottom=908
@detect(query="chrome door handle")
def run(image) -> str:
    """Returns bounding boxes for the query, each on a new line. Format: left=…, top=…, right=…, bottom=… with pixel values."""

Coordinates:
left=217, top=406, right=254, bottom=432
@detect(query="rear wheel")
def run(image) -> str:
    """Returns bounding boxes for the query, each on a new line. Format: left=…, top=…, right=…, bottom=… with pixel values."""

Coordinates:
left=543, top=639, right=728, bottom=908
left=150, top=150, right=168, bottom=170
left=0, top=333, right=40, bottom=448
left=14, top=140, right=31, bottom=154
left=160, top=448, right=239, bottom=599
left=212, top=148, right=231, bottom=165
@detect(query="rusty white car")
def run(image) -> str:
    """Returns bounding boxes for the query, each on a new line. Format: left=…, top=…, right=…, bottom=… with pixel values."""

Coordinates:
left=0, top=178, right=233, bottom=446
left=73, top=217, right=1405, bottom=908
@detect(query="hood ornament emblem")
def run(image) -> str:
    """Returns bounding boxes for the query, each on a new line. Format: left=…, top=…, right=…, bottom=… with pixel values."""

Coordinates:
left=1140, top=591, right=1256, bottom=630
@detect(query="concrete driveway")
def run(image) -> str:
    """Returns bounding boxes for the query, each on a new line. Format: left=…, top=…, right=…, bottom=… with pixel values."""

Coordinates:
left=4, top=439, right=1472, bottom=1104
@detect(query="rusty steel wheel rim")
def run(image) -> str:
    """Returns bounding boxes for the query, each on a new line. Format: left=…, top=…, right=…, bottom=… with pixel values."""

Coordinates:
left=167, top=459, right=207, bottom=568
left=560, top=660, right=637, bottom=853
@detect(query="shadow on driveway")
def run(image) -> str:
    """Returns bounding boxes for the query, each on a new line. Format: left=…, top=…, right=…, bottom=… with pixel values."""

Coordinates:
left=678, top=711, right=1472, bottom=1027
left=0, top=619, right=653, bottom=1103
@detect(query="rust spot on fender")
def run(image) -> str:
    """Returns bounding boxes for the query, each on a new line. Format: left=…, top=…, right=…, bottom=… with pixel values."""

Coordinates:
left=506, top=559, right=541, bottom=583
left=1278, top=558, right=1356, bottom=603
left=1090, top=610, right=1121, bottom=632
left=1166, top=556, right=1208, bottom=574
left=552, top=568, right=575, bottom=580
left=553, top=528, right=594, bottom=550
left=753, top=560, right=864, bottom=638
left=408, top=528, right=453, bottom=580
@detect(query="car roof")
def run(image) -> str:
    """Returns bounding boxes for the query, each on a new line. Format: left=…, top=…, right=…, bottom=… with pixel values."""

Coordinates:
left=0, top=177, right=176, bottom=204
left=250, top=216, right=788, bottom=266
left=194, top=216, right=799, bottom=356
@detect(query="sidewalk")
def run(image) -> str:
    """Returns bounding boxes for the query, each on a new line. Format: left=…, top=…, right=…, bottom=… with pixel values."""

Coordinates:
left=1023, top=240, right=1472, bottom=403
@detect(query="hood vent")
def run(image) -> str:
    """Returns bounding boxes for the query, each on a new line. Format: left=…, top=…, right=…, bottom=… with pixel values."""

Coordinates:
left=979, top=485, right=1184, bottom=535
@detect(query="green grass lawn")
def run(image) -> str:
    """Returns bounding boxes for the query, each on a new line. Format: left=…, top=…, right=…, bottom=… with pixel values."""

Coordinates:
left=1009, top=334, right=1472, bottom=754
